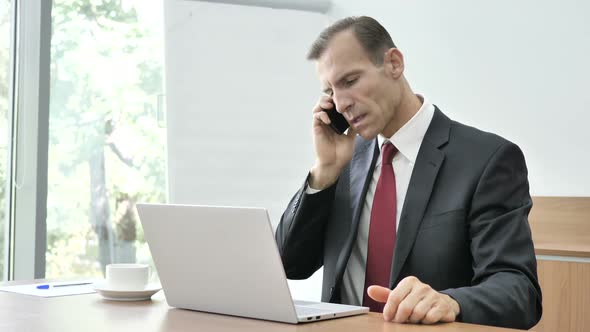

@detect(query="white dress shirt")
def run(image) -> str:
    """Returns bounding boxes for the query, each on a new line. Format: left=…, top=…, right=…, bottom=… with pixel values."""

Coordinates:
left=306, top=95, right=435, bottom=306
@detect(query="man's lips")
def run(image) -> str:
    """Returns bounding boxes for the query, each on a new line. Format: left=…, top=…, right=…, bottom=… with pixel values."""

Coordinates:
left=351, top=114, right=366, bottom=126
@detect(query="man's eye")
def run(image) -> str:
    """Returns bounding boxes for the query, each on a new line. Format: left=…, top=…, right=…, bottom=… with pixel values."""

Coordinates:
left=345, top=77, right=358, bottom=86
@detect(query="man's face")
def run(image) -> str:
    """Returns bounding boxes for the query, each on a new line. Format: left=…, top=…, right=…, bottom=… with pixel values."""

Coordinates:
left=316, top=30, right=401, bottom=140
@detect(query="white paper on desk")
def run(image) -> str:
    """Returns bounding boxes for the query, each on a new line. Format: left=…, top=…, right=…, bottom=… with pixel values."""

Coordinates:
left=0, top=280, right=97, bottom=297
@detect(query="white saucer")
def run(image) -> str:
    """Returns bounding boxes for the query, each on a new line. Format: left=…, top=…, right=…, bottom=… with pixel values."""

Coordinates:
left=93, top=281, right=162, bottom=301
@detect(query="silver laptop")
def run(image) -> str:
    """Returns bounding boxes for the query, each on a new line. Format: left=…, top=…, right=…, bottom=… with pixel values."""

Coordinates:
left=137, top=203, right=369, bottom=324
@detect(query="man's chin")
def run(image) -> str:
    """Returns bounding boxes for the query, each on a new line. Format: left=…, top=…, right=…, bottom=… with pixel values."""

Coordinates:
left=356, top=129, right=378, bottom=141
left=357, top=127, right=379, bottom=141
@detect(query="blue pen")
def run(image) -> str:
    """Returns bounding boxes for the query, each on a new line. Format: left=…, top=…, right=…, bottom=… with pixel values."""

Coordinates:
left=36, top=282, right=92, bottom=289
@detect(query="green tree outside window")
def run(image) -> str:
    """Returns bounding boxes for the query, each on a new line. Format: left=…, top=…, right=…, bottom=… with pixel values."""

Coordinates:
left=47, top=0, right=166, bottom=278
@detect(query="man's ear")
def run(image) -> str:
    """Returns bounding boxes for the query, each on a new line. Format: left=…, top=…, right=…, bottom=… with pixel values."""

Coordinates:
left=383, top=48, right=404, bottom=79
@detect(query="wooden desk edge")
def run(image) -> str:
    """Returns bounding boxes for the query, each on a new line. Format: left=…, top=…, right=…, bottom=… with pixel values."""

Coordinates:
left=534, top=247, right=590, bottom=258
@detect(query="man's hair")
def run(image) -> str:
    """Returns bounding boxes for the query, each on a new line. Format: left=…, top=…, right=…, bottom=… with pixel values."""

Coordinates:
left=307, top=16, right=396, bottom=65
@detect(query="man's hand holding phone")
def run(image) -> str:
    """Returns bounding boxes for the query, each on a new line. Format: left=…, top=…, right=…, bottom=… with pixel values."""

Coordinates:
left=310, top=96, right=356, bottom=190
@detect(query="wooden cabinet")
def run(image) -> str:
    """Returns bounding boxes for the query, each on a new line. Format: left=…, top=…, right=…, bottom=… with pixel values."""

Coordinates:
left=533, top=260, right=590, bottom=332
left=529, top=197, right=590, bottom=332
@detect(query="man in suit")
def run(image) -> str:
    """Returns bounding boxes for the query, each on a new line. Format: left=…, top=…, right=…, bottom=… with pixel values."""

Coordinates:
left=275, top=16, right=542, bottom=329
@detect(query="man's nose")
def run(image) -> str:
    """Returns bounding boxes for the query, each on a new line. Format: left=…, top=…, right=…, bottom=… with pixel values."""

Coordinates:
left=333, top=93, right=353, bottom=114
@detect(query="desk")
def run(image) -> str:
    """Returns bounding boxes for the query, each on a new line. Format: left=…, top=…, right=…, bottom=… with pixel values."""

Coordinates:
left=0, top=280, right=528, bottom=332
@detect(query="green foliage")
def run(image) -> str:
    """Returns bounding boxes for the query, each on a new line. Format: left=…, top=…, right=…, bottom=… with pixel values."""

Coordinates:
left=46, top=0, right=166, bottom=278
left=0, top=0, right=165, bottom=280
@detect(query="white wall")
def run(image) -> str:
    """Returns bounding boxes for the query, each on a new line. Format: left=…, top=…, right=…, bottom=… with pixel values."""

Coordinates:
left=164, top=1, right=325, bottom=216
left=164, top=0, right=590, bottom=302
left=329, top=0, right=590, bottom=196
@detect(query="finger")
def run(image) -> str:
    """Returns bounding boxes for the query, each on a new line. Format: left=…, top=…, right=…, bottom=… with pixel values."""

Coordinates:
left=367, top=285, right=390, bottom=303
left=382, top=281, right=413, bottom=322
left=313, top=99, right=334, bottom=114
left=422, top=305, right=445, bottom=325
left=440, top=303, right=456, bottom=323
left=393, top=292, right=422, bottom=323
left=408, top=294, right=436, bottom=324
left=320, top=100, right=334, bottom=110
left=382, top=277, right=419, bottom=321
left=313, top=111, right=331, bottom=125
left=392, top=285, right=428, bottom=323
left=319, top=94, right=333, bottom=106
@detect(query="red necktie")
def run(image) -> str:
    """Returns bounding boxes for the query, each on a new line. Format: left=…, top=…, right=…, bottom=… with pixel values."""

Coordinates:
left=363, top=142, right=397, bottom=312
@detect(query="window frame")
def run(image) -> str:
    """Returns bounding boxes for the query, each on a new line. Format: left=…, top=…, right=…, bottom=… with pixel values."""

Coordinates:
left=6, top=0, right=52, bottom=280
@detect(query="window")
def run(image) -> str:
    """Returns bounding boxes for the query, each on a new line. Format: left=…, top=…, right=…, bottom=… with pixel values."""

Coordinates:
left=0, top=0, right=12, bottom=281
left=46, top=0, right=166, bottom=279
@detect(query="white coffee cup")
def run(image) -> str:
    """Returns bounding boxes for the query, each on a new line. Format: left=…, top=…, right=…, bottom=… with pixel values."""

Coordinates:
left=105, top=264, right=150, bottom=291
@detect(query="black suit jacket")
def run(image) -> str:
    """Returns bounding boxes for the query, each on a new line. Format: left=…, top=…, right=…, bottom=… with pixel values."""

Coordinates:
left=275, top=107, right=542, bottom=329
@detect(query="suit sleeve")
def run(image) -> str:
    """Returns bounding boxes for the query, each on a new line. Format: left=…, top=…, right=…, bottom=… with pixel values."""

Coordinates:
left=275, top=173, right=337, bottom=279
left=440, top=142, right=543, bottom=329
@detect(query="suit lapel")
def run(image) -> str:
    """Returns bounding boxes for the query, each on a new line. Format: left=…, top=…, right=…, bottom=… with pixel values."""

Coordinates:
left=349, top=139, right=379, bottom=229
left=333, top=138, right=379, bottom=285
left=389, top=107, right=451, bottom=287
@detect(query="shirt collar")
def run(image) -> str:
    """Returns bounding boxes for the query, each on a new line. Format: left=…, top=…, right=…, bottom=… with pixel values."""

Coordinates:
left=377, top=95, right=435, bottom=164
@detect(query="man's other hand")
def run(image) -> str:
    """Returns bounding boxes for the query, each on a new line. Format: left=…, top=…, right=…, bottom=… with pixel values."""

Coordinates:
left=367, top=276, right=461, bottom=324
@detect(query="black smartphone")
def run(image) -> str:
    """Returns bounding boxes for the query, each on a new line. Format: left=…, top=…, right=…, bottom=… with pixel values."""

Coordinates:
left=321, top=106, right=349, bottom=135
